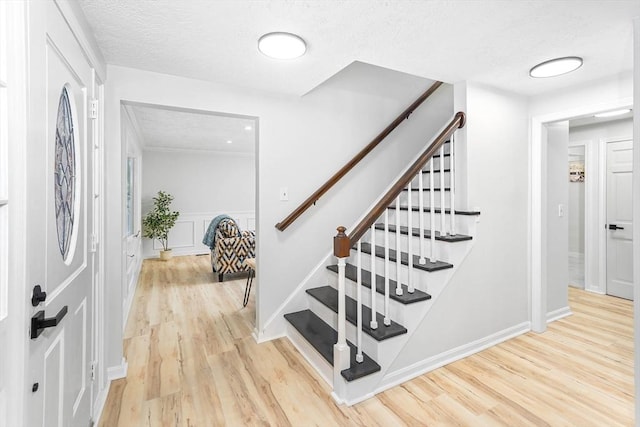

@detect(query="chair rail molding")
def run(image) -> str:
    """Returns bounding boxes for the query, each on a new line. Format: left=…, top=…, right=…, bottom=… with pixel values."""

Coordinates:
left=142, top=210, right=255, bottom=258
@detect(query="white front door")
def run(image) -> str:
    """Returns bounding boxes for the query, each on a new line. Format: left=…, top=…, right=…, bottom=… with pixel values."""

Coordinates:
left=606, top=140, right=633, bottom=300
left=26, top=1, right=95, bottom=425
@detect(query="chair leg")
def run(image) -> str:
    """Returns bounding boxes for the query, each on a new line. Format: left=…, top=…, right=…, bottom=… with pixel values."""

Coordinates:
left=243, top=269, right=254, bottom=307
left=218, top=273, right=224, bottom=282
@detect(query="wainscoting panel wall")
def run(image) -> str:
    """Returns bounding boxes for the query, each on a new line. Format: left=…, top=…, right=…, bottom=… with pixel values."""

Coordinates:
left=143, top=210, right=255, bottom=258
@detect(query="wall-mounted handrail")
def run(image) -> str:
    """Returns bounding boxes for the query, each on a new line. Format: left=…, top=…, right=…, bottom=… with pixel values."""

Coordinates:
left=335, top=111, right=466, bottom=254
left=275, top=81, right=444, bottom=231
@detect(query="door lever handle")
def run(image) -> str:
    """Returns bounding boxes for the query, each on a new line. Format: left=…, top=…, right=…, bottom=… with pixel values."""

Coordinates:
left=30, top=306, right=68, bottom=339
left=608, top=224, right=625, bottom=230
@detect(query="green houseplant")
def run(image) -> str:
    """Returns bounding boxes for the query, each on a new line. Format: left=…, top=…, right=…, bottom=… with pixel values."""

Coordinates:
left=142, top=191, right=180, bottom=260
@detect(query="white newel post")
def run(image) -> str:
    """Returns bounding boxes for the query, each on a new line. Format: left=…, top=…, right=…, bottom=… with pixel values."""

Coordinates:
left=333, top=227, right=351, bottom=394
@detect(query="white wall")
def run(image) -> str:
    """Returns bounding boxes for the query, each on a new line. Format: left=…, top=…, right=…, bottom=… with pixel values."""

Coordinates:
left=529, top=72, right=633, bottom=329
left=570, top=118, right=634, bottom=145
left=141, top=150, right=255, bottom=257
left=389, top=82, right=530, bottom=368
left=104, top=64, right=455, bottom=358
left=121, top=108, right=143, bottom=325
left=530, top=73, right=633, bottom=117
left=545, top=122, right=569, bottom=315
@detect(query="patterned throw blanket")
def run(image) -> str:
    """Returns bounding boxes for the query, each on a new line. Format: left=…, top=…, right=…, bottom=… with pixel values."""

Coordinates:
left=202, top=214, right=233, bottom=249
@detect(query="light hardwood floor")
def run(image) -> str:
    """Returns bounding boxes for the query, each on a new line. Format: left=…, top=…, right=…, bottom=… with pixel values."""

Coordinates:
left=99, top=255, right=634, bottom=426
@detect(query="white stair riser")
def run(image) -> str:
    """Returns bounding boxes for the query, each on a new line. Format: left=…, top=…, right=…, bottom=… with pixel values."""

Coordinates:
left=285, top=323, right=334, bottom=386
left=386, top=210, right=475, bottom=235
left=347, top=252, right=451, bottom=280
left=326, top=273, right=428, bottom=325
left=307, top=296, right=401, bottom=361
left=328, top=258, right=449, bottom=297
left=371, top=229, right=467, bottom=258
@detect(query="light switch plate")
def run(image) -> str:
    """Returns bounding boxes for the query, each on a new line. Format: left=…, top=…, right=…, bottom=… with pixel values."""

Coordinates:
left=280, top=187, right=288, bottom=201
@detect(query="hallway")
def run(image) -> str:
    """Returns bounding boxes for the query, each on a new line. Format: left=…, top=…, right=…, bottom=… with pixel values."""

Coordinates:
left=100, top=255, right=633, bottom=426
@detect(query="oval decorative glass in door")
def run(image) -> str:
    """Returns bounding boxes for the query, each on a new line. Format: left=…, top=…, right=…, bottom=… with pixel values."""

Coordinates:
left=54, top=86, right=77, bottom=261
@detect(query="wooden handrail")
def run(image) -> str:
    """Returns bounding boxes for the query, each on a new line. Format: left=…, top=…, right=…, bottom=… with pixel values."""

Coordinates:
left=334, top=111, right=466, bottom=256
left=275, top=81, right=444, bottom=231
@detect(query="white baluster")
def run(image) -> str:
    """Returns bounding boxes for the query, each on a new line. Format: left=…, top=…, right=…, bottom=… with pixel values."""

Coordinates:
left=450, top=133, right=456, bottom=236
left=407, top=182, right=414, bottom=293
left=356, top=241, right=363, bottom=363
left=418, top=169, right=426, bottom=265
left=370, top=225, right=378, bottom=329
left=384, top=210, right=391, bottom=326
left=334, top=256, right=351, bottom=374
left=429, top=158, right=436, bottom=263
left=440, top=143, right=447, bottom=236
left=395, top=197, right=402, bottom=296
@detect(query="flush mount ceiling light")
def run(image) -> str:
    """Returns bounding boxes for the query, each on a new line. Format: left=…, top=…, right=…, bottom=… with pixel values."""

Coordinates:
left=529, top=56, right=583, bottom=78
left=594, top=108, right=632, bottom=118
left=244, top=125, right=252, bottom=131
left=226, top=140, right=233, bottom=144
left=258, top=32, right=306, bottom=59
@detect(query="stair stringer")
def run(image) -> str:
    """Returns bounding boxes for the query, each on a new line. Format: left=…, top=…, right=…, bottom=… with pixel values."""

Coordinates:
left=257, top=249, right=334, bottom=342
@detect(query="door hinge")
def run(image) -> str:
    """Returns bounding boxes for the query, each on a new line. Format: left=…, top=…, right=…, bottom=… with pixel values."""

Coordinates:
left=90, top=233, right=98, bottom=252
left=90, top=361, right=96, bottom=381
left=89, top=99, right=98, bottom=120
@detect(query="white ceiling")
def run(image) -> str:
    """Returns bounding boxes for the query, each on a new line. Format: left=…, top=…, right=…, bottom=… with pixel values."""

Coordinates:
left=123, top=103, right=256, bottom=154
left=78, top=0, right=639, bottom=97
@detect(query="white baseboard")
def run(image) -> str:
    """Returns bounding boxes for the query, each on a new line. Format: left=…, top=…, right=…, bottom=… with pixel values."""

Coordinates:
left=122, top=257, right=142, bottom=328
left=376, top=321, right=531, bottom=396
left=252, top=329, right=285, bottom=344
left=285, top=324, right=333, bottom=388
left=91, top=381, right=111, bottom=426
left=107, top=358, right=128, bottom=381
left=547, top=306, right=572, bottom=323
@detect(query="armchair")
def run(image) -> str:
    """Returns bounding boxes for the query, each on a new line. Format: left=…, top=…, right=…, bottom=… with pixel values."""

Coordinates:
left=207, top=217, right=255, bottom=282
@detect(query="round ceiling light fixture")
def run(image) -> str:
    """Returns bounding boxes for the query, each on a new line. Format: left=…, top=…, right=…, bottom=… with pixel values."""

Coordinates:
left=529, top=56, right=583, bottom=78
left=258, top=32, right=306, bottom=59
left=594, top=108, right=632, bottom=118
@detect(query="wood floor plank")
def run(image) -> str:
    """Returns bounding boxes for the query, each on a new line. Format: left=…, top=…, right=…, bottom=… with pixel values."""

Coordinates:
left=99, top=255, right=634, bottom=426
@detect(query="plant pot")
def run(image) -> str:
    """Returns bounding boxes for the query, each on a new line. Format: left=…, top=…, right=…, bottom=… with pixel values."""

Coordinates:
left=159, top=249, right=173, bottom=261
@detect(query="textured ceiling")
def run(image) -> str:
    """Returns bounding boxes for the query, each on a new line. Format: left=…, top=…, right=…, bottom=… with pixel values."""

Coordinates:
left=123, top=103, right=256, bottom=153
left=78, top=0, right=639, bottom=97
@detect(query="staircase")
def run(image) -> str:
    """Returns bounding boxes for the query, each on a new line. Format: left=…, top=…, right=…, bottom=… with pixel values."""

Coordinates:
left=281, top=112, right=482, bottom=404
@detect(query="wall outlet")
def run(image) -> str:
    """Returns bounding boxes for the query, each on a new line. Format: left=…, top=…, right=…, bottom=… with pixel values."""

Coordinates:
left=558, top=204, right=564, bottom=217
left=280, top=187, right=288, bottom=201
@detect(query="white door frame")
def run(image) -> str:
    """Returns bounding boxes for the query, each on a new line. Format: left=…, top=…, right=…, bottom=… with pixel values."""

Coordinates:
left=4, top=1, right=28, bottom=425
left=529, top=97, right=632, bottom=332
left=567, top=140, right=591, bottom=291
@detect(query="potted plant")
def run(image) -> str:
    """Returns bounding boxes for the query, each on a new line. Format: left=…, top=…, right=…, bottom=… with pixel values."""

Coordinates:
left=142, top=191, right=180, bottom=260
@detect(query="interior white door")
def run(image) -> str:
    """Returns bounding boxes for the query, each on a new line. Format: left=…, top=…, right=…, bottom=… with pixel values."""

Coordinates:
left=606, top=140, right=633, bottom=300
left=26, top=1, right=95, bottom=426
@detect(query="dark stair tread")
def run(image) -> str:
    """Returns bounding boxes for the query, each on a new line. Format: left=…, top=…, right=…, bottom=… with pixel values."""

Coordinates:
left=326, top=264, right=431, bottom=304
left=306, top=286, right=407, bottom=341
left=402, top=187, right=451, bottom=192
left=373, top=223, right=472, bottom=242
left=388, top=205, right=481, bottom=216
left=359, top=243, right=453, bottom=272
left=284, top=310, right=381, bottom=381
